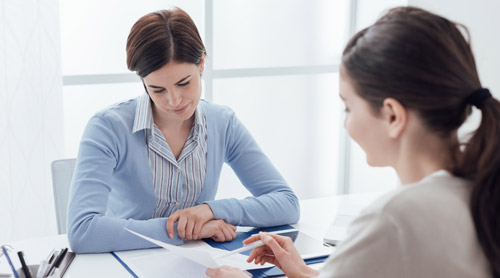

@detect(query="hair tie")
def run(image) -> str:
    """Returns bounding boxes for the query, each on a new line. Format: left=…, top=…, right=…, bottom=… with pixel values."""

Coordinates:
left=467, top=88, right=491, bottom=109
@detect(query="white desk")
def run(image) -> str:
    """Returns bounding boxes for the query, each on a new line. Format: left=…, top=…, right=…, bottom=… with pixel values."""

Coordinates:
left=1, top=193, right=383, bottom=277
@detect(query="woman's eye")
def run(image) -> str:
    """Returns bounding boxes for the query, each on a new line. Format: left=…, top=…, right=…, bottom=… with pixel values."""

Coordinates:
left=177, top=81, right=190, bottom=87
left=153, top=88, right=165, bottom=93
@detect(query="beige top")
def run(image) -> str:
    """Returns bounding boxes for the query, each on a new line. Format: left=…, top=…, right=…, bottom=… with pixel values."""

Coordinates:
left=319, top=170, right=490, bottom=277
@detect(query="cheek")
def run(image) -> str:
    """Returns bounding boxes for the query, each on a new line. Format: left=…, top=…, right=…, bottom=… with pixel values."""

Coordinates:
left=345, top=114, right=382, bottom=165
left=344, top=114, right=361, bottom=142
left=188, top=78, right=202, bottom=98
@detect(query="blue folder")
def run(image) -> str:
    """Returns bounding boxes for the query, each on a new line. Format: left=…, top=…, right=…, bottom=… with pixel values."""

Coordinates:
left=203, top=225, right=329, bottom=277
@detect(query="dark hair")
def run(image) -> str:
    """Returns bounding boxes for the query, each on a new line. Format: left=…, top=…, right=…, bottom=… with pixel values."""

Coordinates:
left=126, top=8, right=206, bottom=78
left=342, top=6, right=500, bottom=276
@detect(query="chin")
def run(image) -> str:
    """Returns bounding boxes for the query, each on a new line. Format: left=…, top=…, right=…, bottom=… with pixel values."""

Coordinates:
left=366, top=157, right=381, bottom=167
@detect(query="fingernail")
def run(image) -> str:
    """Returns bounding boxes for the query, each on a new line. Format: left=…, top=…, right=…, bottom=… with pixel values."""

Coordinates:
left=169, top=233, right=173, bottom=238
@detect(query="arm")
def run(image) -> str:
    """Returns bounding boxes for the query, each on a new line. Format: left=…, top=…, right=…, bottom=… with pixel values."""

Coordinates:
left=67, top=114, right=183, bottom=253
left=205, top=114, right=300, bottom=227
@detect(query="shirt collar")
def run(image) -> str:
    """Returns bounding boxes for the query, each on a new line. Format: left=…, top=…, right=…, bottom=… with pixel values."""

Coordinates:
left=132, top=93, right=154, bottom=133
left=133, top=93, right=205, bottom=135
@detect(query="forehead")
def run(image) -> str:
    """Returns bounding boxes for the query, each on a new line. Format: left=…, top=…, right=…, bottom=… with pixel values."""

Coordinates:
left=339, top=71, right=357, bottom=99
left=143, top=61, right=197, bottom=83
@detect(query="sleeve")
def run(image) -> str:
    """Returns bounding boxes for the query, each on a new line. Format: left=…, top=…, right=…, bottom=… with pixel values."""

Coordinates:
left=204, top=113, right=300, bottom=227
left=319, top=209, right=406, bottom=278
left=66, top=114, right=183, bottom=254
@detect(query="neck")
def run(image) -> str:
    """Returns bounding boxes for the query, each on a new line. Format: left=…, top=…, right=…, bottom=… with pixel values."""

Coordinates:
left=394, top=131, right=455, bottom=185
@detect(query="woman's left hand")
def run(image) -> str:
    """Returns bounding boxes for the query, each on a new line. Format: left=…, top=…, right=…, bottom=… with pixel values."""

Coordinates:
left=206, top=266, right=251, bottom=278
left=166, top=204, right=214, bottom=240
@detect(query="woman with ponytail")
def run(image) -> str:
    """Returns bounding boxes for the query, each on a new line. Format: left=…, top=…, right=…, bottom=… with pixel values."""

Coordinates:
left=207, top=6, right=499, bottom=278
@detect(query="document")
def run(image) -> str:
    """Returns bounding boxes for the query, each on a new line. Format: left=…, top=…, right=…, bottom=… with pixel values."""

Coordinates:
left=117, top=229, right=271, bottom=277
left=115, top=248, right=208, bottom=278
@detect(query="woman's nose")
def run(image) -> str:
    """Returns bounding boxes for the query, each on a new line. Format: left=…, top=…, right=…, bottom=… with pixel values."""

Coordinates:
left=167, top=90, right=182, bottom=106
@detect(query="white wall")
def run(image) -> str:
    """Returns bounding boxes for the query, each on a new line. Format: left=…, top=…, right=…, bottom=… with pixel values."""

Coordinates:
left=0, top=0, right=63, bottom=242
left=408, top=0, right=500, bottom=98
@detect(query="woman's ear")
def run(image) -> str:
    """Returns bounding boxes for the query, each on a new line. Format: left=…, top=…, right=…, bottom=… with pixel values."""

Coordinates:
left=382, top=98, right=407, bottom=139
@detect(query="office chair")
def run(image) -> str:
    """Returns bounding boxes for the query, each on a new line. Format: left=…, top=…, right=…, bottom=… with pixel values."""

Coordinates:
left=51, top=158, right=76, bottom=234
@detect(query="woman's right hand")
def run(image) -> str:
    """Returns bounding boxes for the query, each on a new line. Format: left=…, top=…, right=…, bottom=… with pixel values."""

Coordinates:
left=245, top=232, right=319, bottom=278
left=198, top=219, right=236, bottom=242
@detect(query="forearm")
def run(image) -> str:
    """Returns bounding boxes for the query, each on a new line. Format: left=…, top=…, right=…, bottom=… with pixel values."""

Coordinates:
left=205, top=190, right=300, bottom=227
left=67, top=214, right=183, bottom=253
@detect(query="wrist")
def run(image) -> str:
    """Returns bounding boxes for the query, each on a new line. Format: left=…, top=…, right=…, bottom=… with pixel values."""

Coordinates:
left=203, top=203, right=214, bottom=219
left=300, top=265, right=319, bottom=278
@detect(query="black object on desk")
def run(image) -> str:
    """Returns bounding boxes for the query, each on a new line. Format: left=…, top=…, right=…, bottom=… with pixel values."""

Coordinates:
left=16, top=251, right=32, bottom=278
left=43, top=248, right=73, bottom=278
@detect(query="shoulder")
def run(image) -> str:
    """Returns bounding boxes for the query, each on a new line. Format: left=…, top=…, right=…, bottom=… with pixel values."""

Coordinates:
left=199, top=99, right=235, bottom=123
left=90, top=97, right=138, bottom=130
left=199, top=99, right=239, bottom=131
left=364, top=171, right=471, bottom=220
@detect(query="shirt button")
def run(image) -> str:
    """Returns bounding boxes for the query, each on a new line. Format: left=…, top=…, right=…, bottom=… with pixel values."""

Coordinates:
left=176, top=168, right=181, bottom=173
left=175, top=201, right=180, bottom=205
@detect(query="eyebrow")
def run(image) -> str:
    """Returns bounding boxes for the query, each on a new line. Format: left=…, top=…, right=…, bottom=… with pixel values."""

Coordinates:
left=147, top=75, right=192, bottom=89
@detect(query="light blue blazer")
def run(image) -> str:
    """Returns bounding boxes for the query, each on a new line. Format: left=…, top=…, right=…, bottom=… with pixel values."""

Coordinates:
left=67, top=98, right=300, bottom=253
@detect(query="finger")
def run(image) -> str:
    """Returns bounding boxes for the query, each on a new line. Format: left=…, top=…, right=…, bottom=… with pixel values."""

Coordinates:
left=260, top=233, right=286, bottom=257
left=247, top=247, right=263, bottom=262
left=185, top=218, right=195, bottom=240
left=243, top=234, right=261, bottom=245
left=263, top=256, right=281, bottom=269
left=221, top=226, right=234, bottom=242
left=205, top=268, right=216, bottom=277
left=177, top=216, right=187, bottom=239
left=214, top=231, right=224, bottom=242
left=193, top=220, right=204, bottom=240
left=269, top=233, right=295, bottom=249
left=228, top=225, right=236, bottom=240
left=166, top=212, right=180, bottom=238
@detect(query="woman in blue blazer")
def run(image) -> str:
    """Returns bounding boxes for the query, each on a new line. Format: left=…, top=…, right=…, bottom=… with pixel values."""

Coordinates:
left=67, top=8, right=299, bottom=253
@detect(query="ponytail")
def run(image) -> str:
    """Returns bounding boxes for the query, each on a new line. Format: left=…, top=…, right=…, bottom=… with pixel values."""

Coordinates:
left=456, top=96, right=500, bottom=277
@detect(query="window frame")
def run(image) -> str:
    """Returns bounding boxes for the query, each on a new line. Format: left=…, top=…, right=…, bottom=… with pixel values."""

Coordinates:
left=61, top=0, right=359, bottom=194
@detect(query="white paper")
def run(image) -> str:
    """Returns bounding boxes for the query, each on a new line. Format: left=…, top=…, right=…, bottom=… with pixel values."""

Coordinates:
left=125, top=229, right=271, bottom=270
left=115, top=248, right=207, bottom=278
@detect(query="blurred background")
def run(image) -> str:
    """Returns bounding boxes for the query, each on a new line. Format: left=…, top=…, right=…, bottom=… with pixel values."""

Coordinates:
left=1, top=0, right=499, bottom=242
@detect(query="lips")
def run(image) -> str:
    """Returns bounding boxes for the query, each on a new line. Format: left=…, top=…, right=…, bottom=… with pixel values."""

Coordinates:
left=171, top=104, right=189, bottom=114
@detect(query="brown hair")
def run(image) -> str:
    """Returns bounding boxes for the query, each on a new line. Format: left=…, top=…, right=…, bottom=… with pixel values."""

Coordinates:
left=342, top=6, right=500, bottom=276
left=126, top=8, right=206, bottom=78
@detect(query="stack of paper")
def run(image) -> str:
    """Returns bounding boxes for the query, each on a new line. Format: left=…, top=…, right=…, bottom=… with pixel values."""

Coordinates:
left=115, top=229, right=271, bottom=277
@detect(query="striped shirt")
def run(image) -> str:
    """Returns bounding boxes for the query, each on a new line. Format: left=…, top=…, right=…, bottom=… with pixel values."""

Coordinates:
left=132, top=93, right=207, bottom=218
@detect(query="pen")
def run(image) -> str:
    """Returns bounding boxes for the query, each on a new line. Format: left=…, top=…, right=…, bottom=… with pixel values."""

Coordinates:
left=214, top=240, right=265, bottom=259
left=17, top=251, right=32, bottom=278
left=215, top=229, right=298, bottom=260
left=1, top=246, right=19, bottom=278
left=43, top=248, right=67, bottom=278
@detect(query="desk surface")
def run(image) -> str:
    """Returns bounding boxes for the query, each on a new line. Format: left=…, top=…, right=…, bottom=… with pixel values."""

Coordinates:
left=1, top=193, right=383, bottom=278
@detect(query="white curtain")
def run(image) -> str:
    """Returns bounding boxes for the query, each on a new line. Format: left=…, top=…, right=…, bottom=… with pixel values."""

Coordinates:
left=0, top=0, right=63, bottom=242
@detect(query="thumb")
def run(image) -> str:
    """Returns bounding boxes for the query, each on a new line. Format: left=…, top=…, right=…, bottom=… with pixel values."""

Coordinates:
left=260, top=233, right=285, bottom=256
left=205, top=268, right=216, bottom=277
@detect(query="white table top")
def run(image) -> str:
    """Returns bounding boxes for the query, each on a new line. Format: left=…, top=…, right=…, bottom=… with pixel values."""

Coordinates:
left=1, top=193, right=384, bottom=278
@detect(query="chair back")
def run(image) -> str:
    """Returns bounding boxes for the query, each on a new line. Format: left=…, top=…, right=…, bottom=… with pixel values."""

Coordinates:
left=51, top=158, right=76, bottom=234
